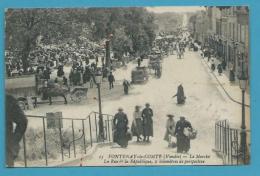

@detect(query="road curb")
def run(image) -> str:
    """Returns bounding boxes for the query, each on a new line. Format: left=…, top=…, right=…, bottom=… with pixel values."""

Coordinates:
left=198, top=52, right=250, bottom=108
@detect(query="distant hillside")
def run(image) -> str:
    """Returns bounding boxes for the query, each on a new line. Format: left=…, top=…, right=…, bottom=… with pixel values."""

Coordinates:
left=153, top=12, right=183, bottom=33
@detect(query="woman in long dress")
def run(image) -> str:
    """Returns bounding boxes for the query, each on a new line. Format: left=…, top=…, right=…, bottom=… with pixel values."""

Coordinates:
left=113, top=108, right=129, bottom=148
left=131, top=106, right=143, bottom=142
left=164, top=114, right=176, bottom=147
left=142, top=103, right=153, bottom=142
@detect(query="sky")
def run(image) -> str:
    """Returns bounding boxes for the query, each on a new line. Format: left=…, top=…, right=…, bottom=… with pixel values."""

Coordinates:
left=146, top=6, right=205, bottom=13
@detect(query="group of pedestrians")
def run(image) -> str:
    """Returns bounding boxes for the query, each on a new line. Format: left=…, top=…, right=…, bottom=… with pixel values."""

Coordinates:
left=112, top=102, right=195, bottom=153
left=164, top=115, right=193, bottom=153
left=113, top=103, right=154, bottom=148
left=201, top=46, right=227, bottom=76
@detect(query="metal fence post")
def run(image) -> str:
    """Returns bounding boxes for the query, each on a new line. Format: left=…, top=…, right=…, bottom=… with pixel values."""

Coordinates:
left=22, top=135, right=27, bottom=167
left=58, top=117, right=64, bottom=161
left=231, top=129, right=233, bottom=165
left=107, top=115, right=110, bottom=142
left=215, top=122, right=217, bottom=150
left=88, top=116, right=93, bottom=147
left=82, top=119, right=87, bottom=154
left=222, top=121, right=225, bottom=154
left=94, top=113, right=98, bottom=142
left=219, top=121, right=222, bottom=152
left=42, top=117, right=48, bottom=166
left=69, top=145, right=71, bottom=158
left=227, top=124, right=230, bottom=164
left=72, top=120, right=76, bottom=158
left=224, top=120, right=227, bottom=156
left=235, top=130, right=239, bottom=165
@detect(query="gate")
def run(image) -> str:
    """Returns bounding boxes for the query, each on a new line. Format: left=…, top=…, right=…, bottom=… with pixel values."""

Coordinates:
left=16, top=111, right=113, bottom=167
left=214, top=120, right=250, bottom=165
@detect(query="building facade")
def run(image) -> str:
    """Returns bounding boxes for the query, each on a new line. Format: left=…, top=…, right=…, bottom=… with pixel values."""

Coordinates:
left=191, top=6, right=249, bottom=82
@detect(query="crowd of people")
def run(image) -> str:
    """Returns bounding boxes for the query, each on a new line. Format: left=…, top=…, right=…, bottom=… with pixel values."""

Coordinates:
left=5, top=41, right=103, bottom=77
left=199, top=45, right=227, bottom=77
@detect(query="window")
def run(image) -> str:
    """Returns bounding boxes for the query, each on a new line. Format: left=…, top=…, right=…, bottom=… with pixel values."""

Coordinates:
left=229, top=23, right=232, bottom=38
left=241, top=25, right=245, bottom=43
left=238, top=24, right=241, bottom=42
left=233, top=23, right=235, bottom=40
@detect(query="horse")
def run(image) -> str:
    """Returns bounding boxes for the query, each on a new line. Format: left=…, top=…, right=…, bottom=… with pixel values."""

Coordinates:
left=39, top=85, right=70, bottom=105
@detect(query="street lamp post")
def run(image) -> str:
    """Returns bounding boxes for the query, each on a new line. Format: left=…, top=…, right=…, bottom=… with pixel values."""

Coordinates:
left=95, top=69, right=104, bottom=141
left=105, top=33, right=113, bottom=70
left=238, top=57, right=248, bottom=164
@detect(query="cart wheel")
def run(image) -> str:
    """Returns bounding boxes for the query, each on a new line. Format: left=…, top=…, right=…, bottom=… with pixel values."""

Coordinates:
left=71, top=90, right=86, bottom=103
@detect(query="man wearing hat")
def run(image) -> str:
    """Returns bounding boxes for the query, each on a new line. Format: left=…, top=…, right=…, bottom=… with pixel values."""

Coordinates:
left=108, top=72, right=115, bottom=90
left=164, top=114, right=176, bottom=147
left=113, top=108, right=129, bottom=148
left=174, top=116, right=192, bottom=153
left=141, top=103, right=153, bottom=142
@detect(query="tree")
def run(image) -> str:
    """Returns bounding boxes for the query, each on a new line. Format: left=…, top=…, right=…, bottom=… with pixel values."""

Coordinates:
left=85, top=7, right=157, bottom=56
left=111, top=27, right=133, bottom=59
left=5, top=9, right=87, bottom=72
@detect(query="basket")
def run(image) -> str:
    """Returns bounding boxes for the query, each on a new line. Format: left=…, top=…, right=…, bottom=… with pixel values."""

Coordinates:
left=126, top=131, right=132, bottom=141
left=184, top=127, right=197, bottom=140
left=189, top=130, right=197, bottom=140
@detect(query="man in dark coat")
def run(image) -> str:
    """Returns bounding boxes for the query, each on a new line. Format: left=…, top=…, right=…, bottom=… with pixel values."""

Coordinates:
left=108, top=72, right=115, bottom=89
left=85, top=56, right=90, bottom=65
left=142, top=103, right=153, bottom=142
left=83, top=66, right=92, bottom=84
left=217, top=64, right=223, bottom=75
left=113, top=108, right=129, bottom=148
left=102, top=67, right=109, bottom=79
left=57, top=65, right=64, bottom=77
left=43, top=67, right=51, bottom=81
left=174, top=116, right=192, bottom=153
left=75, top=69, right=81, bottom=86
left=137, top=57, right=141, bottom=67
left=221, top=60, right=227, bottom=70
left=6, top=94, right=28, bottom=167
left=172, top=84, right=186, bottom=104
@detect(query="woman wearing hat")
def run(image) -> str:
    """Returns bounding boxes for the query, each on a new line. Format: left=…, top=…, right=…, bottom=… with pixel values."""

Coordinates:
left=174, top=116, right=192, bottom=153
left=113, top=107, right=129, bottom=148
left=164, top=114, right=176, bottom=147
left=141, top=103, right=153, bottom=142
left=131, top=106, right=143, bottom=142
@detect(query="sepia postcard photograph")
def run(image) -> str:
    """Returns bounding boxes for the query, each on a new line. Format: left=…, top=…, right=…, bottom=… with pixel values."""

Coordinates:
left=4, top=6, right=250, bottom=168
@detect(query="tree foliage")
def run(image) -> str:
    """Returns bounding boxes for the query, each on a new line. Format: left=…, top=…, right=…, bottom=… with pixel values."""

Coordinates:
left=153, top=12, right=183, bottom=34
left=85, top=8, right=157, bottom=57
left=5, top=8, right=157, bottom=71
left=5, top=9, right=89, bottom=71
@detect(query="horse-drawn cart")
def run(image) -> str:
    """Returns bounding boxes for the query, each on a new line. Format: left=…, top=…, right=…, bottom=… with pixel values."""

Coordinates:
left=39, top=79, right=89, bottom=105
left=6, top=73, right=89, bottom=108
left=131, top=66, right=149, bottom=84
left=148, top=54, right=162, bottom=77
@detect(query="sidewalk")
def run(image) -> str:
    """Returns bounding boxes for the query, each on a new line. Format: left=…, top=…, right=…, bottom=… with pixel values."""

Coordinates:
left=200, top=55, right=250, bottom=107
left=194, top=44, right=250, bottom=107
left=195, top=49, right=250, bottom=131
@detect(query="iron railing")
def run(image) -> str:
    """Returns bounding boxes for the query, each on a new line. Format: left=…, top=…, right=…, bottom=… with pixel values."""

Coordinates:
left=16, top=111, right=113, bottom=167
left=214, top=119, right=250, bottom=165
